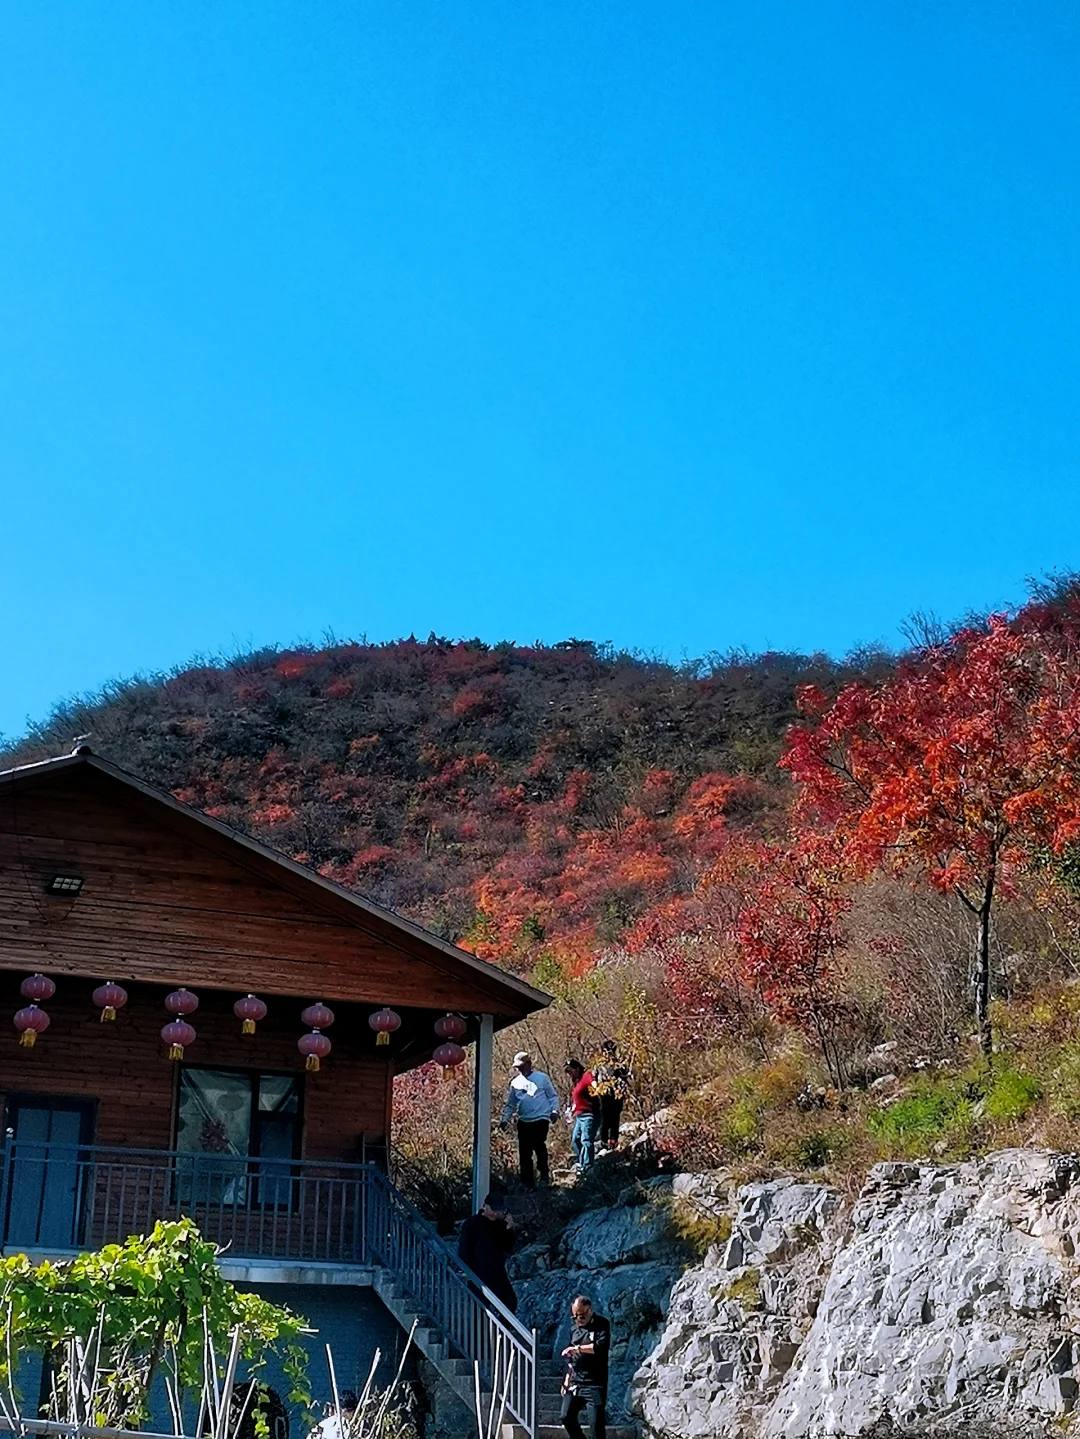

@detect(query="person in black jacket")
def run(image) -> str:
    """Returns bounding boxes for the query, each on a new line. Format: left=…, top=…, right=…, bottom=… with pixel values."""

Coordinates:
left=457, top=1191, right=517, bottom=1313
left=560, top=1295, right=610, bottom=1439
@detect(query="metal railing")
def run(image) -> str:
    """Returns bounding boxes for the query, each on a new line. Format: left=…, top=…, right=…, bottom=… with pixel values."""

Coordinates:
left=0, top=1138, right=537, bottom=1437
left=0, top=1139, right=367, bottom=1264
left=364, top=1165, right=536, bottom=1435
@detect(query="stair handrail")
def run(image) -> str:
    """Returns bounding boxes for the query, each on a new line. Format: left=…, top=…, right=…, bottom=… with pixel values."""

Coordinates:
left=362, top=1165, right=536, bottom=1436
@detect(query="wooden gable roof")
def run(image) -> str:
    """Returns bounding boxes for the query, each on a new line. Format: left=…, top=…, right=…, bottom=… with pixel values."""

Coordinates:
left=0, top=748, right=550, bottom=1027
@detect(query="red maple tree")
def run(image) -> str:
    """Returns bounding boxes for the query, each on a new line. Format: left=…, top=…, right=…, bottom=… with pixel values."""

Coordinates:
left=733, top=833, right=852, bottom=1084
left=783, top=613, right=1080, bottom=1053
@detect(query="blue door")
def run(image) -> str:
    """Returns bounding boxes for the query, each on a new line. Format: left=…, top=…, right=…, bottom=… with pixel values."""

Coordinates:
left=3, top=1097, right=95, bottom=1251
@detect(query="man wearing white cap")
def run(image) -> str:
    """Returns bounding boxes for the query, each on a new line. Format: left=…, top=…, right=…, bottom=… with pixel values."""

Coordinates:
left=499, top=1051, right=560, bottom=1189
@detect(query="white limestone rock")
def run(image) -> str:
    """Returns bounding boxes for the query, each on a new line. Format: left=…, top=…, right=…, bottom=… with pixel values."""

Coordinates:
left=632, top=1177, right=846, bottom=1439
left=766, top=1150, right=1080, bottom=1438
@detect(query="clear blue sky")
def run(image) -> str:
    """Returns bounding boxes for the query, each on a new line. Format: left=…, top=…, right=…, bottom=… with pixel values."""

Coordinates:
left=2, top=3, right=1079, bottom=741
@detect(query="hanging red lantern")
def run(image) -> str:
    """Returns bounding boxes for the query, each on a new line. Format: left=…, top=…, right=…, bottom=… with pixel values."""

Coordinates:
left=161, top=1019, right=196, bottom=1062
left=369, top=1007, right=401, bottom=1046
left=434, top=1013, right=467, bottom=1042
left=14, top=1004, right=50, bottom=1048
left=234, top=994, right=268, bottom=1035
left=298, top=1030, right=331, bottom=1072
left=20, top=974, right=55, bottom=1003
left=165, top=987, right=199, bottom=1016
left=433, top=1040, right=466, bottom=1078
left=92, top=981, right=128, bottom=1023
left=301, top=1001, right=334, bottom=1030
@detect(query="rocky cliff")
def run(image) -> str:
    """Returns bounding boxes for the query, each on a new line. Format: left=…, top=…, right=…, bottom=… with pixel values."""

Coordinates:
left=509, top=1149, right=1080, bottom=1438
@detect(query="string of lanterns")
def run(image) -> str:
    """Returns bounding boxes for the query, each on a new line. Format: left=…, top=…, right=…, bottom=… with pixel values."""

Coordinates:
left=162, top=986, right=199, bottom=1061
left=15, top=973, right=54, bottom=1047
left=298, top=1001, right=334, bottom=1071
left=433, top=1012, right=467, bottom=1078
left=9, top=975, right=470, bottom=1077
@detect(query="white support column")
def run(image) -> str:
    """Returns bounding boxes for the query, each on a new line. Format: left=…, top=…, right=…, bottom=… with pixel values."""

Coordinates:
left=471, top=1013, right=494, bottom=1210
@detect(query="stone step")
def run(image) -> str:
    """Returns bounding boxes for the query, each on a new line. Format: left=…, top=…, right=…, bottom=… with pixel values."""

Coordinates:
left=500, top=1427, right=636, bottom=1439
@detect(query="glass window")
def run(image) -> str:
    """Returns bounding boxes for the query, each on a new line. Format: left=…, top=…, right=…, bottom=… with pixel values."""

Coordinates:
left=177, top=1069, right=253, bottom=1159
left=176, top=1069, right=301, bottom=1206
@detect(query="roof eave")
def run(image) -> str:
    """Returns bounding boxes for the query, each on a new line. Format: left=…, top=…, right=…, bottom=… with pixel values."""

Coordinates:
left=0, top=750, right=552, bottom=1017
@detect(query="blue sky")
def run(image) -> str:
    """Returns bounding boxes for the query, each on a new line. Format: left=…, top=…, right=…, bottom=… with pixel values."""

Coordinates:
left=2, top=3, right=1079, bottom=741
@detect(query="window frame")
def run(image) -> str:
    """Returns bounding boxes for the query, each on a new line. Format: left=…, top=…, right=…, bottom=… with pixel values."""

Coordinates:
left=174, top=1064, right=304, bottom=1209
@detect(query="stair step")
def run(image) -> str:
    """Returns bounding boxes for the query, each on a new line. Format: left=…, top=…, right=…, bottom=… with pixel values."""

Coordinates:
left=500, top=1428, right=636, bottom=1439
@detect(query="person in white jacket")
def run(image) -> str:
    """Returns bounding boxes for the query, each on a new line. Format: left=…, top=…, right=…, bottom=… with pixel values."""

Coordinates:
left=499, top=1050, right=560, bottom=1188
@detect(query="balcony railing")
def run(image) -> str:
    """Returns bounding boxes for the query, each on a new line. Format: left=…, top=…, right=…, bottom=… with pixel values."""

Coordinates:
left=0, top=1138, right=537, bottom=1437
left=0, top=1139, right=367, bottom=1264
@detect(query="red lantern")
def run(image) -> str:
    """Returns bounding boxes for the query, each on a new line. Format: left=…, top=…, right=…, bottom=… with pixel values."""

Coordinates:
left=301, top=1001, right=334, bottom=1030
left=369, top=1007, right=401, bottom=1046
left=14, top=1004, right=50, bottom=1048
left=434, top=1013, right=467, bottom=1042
left=165, top=987, right=199, bottom=1016
left=298, top=1030, right=331, bottom=1072
left=161, top=1019, right=196, bottom=1062
left=92, top=981, right=128, bottom=1023
left=433, top=1041, right=466, bottom=1079
left=234, top=994, right=267, bottom=1035
left=20, top=974, right=55, bottom=1003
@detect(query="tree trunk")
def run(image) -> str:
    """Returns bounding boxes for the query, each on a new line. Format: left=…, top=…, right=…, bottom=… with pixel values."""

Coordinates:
left=975, top=865, right=996, bottom=1057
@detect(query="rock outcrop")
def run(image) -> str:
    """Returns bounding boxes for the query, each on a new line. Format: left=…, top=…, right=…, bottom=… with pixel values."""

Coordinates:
left=510, top=1176, right=689, bottom=1423
left=627, top=1148, right=1080, bottom=1438
left=632, top=1175, right=845, bottom=1438
left=767, top=1150, right=1080, bottom=1438
left=501, top=1147, right=1080, bottom=1436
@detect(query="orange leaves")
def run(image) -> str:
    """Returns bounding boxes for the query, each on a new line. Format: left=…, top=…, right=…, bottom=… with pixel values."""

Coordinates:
left=732, top=832, right=853, bottom=1057
left=778, top=606, right=1080, bottom=1052
left=348, top=735, right=381, bottom=757
left=275, top=654, right=317, bottom=680
left=451, top=687, right=489, bottom=717
left=351, top=844, right=396, bottom=869
left=457, top=768, right=770, bottom=975
left=252, top=803, right=296, bottom=826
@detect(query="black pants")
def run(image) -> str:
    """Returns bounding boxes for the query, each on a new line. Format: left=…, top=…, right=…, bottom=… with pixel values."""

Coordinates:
left=561, top=1386, right=606, bottom=1439
left=599, top=1096, right=623, bottom=1147
left=517, top=1118, right=550, bottom=1187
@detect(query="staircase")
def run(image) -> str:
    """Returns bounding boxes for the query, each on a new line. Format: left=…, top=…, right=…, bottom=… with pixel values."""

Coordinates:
left=497, top=1360, right=636, bottom=1439
left=368, top=1177, right=638, bottom=1438
left=363, top=1169, right=538, bottom=1435
left=374, top=1271, right=479, bottom=1406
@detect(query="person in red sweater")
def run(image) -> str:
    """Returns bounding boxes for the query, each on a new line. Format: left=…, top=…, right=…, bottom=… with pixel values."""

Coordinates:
left=564, top=1059, right=598, bottom=1174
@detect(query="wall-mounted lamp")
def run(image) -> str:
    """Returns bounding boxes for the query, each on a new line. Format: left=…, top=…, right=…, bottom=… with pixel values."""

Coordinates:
left=45, top=874, right=84, bottom=895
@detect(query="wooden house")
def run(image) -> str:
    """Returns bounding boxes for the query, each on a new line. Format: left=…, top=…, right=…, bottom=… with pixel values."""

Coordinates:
left=0, top=746, right=551, bottom=1436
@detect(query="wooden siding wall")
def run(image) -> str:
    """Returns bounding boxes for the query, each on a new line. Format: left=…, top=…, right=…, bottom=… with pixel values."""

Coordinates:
left=0, top=976, right=392, bottom=1158
left=0, top=770, right=519, bottom=1012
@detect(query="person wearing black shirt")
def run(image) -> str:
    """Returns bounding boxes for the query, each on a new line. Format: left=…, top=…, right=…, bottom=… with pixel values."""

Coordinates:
left=457, top=1191, right=517, bottom=1313
left=560, top=1295, right=609, bottom=1439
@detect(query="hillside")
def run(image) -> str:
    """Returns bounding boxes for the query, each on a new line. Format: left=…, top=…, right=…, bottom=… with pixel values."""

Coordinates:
left=14, top=612, right=1080, bottom=1213
left=2, top=637, right=883, bottom=980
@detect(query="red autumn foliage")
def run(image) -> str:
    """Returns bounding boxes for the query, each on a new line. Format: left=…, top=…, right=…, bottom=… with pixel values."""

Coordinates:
left=18, top=607, right=1080, bottom=1072
left=733, top=833, right=853, bottom=1084
left=782, top=610, right=1080, bottom=1050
